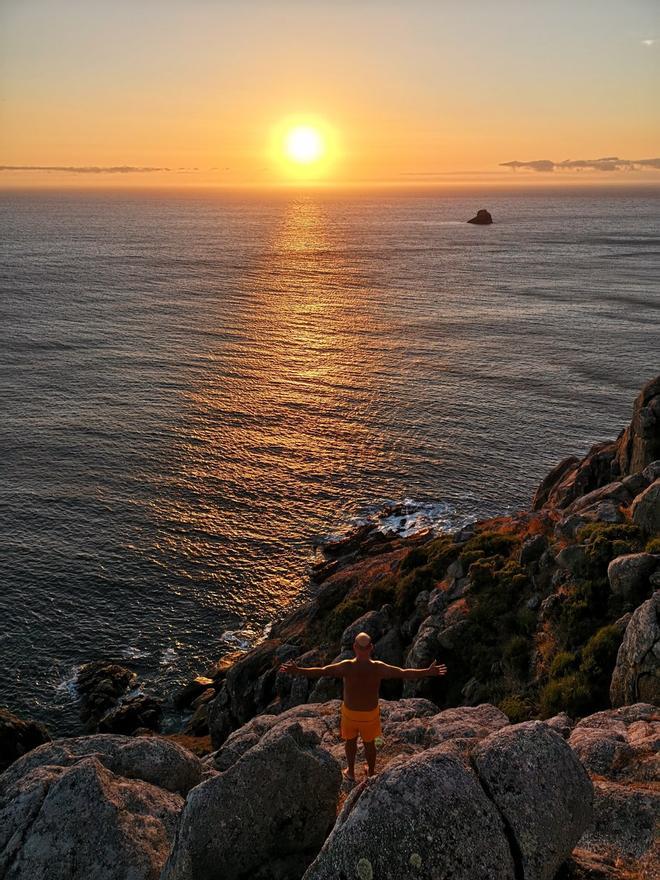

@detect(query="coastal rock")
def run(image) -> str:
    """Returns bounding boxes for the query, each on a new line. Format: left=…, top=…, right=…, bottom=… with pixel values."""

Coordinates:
left=533, top=456, right=581, bottom=509
left=610, top=592, right=660, bottom=707
left=304, top=744, right=516, bottom=880
left=0, top=734, right=203, bottom=795
left=607, top=553, right=657, bottom=603
left=630, top=479, right=660, bottom=536
left=340, top=606, right=392, bottom=651
left=162, top=722, right=342, bottom=880
left=98, top=694, right=162, bottom=735
left=569, top=704, right=659, bottom=783
left=543, top=712, right=575, bottom=739
left=0, top=709, right=50, bottom=773
left=534, top=441, right=619, bottom=511
left=173, top=676, right=215, bottom=710
left=568, top=704, right=660, bottom=878
left=0, top=758, right=181, bottom=880
left=577, top=780, right=660, bottom=875
left=472, top=721, right=593, bottom=880
left=211, top=700, right=509, bottom=779
left=75, top=660, right=137, bottom=730
left=566, top=482, right=632, bottom=515
left=212, top=702, right=342, bottom=772
left=426, top=704, right=509, bottom=745
left=0, top=734, right=203, bottom=880
left=467, top=208, right=493, bottom=225
left=615, top=376, right=660, bottom=476
left=533, top=376, right=660, bottom=512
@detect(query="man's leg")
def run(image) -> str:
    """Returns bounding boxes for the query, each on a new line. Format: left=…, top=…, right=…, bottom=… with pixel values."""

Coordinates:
left=344, top=737, right=358, bottom=780
left=363, top=739, right=376, bottom=777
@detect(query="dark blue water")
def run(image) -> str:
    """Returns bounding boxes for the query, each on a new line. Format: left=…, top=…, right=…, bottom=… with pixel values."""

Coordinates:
left=1, top=187, right=658, bottom=732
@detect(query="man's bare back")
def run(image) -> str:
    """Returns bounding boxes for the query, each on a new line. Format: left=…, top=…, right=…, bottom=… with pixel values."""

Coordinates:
left=281, top=631, right=447, bottom=780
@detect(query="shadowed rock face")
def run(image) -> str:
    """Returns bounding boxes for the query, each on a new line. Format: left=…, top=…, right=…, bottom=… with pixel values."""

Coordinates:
left=162, top=722, right=342, bottom=880
left=615, top=376, right=660, bottom=477
left=472, top=721, right=594, bottom=880
left=0, top=734, right=204, bottom=880
left=0, top=709, right=50, bottom=773
left=304, top=744, right=516, bottom=880
left=610, top=592, right=660, bottom=707
left=533, top=375, right=660, bottom=511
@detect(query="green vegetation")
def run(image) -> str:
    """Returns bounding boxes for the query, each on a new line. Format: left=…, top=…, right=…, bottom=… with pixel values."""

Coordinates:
left=498, top=695, right=534, bottom=723
left=576, top=522, right=643, bottom=574
left=311, top=517, right=641, bottom=721
left=539, top=623, right=623, bottom=718
left=645, top=536, right=660, bottom=554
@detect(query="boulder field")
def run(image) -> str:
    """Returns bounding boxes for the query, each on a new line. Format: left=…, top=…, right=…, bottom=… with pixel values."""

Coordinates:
left=1, top=701, right=658, bottom=879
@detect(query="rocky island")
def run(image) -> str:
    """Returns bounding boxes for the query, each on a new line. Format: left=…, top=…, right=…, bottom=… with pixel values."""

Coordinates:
left=1, top=376, right=658, bottom=880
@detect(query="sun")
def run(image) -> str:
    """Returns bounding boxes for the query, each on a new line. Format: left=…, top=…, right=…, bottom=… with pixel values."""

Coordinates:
left=285, top=126, right=325, bottom=165
left=271, top=116, right=339, bottom=180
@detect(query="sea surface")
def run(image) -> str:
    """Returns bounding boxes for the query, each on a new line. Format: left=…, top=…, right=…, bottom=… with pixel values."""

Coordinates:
left=1, top=186, right=658, bottom=733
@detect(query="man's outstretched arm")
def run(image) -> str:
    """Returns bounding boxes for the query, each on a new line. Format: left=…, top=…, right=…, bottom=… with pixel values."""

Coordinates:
left=279, top=660, right=350, bottom=679
left=376, top=659, right=447, bottom=680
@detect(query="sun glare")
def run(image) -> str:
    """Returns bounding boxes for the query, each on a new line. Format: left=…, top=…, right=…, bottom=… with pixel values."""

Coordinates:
left=285, top=126, right=324, bottom=164
left=271, top=116, right=339, bottom=181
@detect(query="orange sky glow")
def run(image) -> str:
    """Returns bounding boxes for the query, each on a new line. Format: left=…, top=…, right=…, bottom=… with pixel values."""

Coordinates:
left=1, top=0, right=658, bottom=190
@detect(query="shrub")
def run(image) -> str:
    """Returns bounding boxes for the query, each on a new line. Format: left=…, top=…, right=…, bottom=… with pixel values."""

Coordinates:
left=400, top=546, right=429, bottom=574
left=539, top=674, right=592, bottom=719
left=499, top=695, right=534, bottom=723
left=394, top=565, right=435, bottom=617
left=503, top=635, right=531, bottom=678
left=550, top=651, right=578, bottom=679
left=645, top=536, right=660, bottom=554
left=321, top=596, right=367, bottom=644
left=426, top=536, right=459, bottom=578
left=579, top=624, right=622, bottom=703
left=577, top=523, right=643, bottom=575
left=367, top=577, right=396, bottom=608
left=557, top=579, right=611, bottom=649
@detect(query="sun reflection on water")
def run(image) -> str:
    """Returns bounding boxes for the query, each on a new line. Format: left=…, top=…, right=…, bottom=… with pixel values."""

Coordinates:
left=150, top=197, right=390, bottom=627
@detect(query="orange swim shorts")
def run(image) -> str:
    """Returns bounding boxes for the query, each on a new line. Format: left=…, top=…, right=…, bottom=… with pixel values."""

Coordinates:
left=340, top=704, right=382, bottom=742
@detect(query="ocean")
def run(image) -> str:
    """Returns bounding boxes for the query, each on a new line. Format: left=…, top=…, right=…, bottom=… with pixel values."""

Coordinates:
left=1, top=186, right=658, bottom=733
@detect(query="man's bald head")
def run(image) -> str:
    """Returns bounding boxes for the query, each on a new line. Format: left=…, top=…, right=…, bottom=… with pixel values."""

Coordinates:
left=353, top=632, right=373, bottom=656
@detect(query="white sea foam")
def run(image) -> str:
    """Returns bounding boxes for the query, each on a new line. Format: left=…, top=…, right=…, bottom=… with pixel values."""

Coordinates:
left=121, top=646, right=152, bottom=660
left=351, top=498, right=477, bottom=539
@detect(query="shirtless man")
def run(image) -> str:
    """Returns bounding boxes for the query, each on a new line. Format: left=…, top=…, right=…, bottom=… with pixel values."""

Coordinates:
left=280, top=631, right=447, bottom=781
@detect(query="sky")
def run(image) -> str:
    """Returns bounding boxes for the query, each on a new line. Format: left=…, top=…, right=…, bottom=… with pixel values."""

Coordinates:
left=1, top=0, right=659, bottom=189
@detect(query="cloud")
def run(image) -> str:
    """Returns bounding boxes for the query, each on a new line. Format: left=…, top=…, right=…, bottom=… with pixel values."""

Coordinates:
left=501, top=157, right=660, bottom=173
left=0, top=165, right=173, bottom=174
left=641, top=39, right=656, bottom=46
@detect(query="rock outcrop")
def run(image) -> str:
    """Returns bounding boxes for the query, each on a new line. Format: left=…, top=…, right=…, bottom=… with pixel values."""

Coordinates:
left=162, top=722, right=342, bottom=880
left=305, top=744, right=516, bottom=880
left=76, top=660, right=137, bottom=730
left=631, top=479, right=660, bottom=536
left=0, top=735, right=203, bottom=880
left=615, top=375, right=660, bottom=476
left=569, top=704, right=659, bottom=879
left=0, top=709, right=50, bottom=773
left=97, top=694, right=163, bottom=735
left=472, top=722, right=593, bottom=880
left=467, top=208, right=493, bottom=224
left=610, top=592, right=660, bottom=707
left=533, top=375, right=660, bottom=511
left=607, top=553, right=658, bottom=604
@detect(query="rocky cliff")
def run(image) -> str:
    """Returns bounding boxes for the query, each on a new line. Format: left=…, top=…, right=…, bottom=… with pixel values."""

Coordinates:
left=1, top=375, right=658, bottom=880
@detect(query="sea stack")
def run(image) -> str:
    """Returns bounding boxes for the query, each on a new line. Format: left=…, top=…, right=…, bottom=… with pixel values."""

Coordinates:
left=467, top=209, right=493, bottom=225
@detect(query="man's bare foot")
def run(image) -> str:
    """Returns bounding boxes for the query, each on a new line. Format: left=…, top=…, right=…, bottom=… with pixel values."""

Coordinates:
left=343, top=768, right=355, bottom=782
left=363, top=763, right=375, bottom=778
